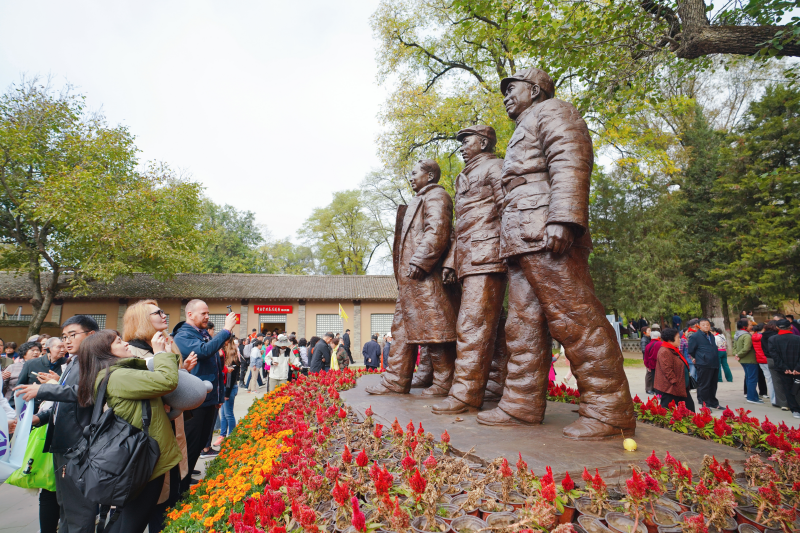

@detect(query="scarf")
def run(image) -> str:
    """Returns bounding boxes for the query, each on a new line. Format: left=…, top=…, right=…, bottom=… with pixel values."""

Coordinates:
left=663, top=342, right=690, bottom=368
left=456, top=151, right=497, bottom=195
left=778, top=330, right=793, bottom=335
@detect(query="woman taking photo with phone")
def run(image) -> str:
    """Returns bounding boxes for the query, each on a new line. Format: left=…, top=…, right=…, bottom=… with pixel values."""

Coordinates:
left=77, top=329, right=181, bottom=533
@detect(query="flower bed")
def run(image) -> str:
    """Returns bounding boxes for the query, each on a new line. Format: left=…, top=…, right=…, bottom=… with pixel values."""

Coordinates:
left=164, top=371, right=798, bottom=533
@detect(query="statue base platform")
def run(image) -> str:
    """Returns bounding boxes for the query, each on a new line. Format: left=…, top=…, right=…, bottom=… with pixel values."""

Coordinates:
left=342, top=374, right=751, bottom=478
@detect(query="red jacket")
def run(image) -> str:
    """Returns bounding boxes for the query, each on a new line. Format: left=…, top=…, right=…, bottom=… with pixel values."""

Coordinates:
left=644, top=340, right=662, bottom=370
left=751, top=332, right=767, bottom=364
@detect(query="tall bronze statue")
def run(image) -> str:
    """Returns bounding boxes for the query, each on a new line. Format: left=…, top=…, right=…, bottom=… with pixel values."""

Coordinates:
left=431, top=125, right=508, bottom=415
left=477, top=68, right=636, bottom=440
left=366, top=159, right=458, bottom=397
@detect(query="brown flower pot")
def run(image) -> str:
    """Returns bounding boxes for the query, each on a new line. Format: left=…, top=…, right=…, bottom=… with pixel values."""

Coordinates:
left=605, top=512, right=648, bottom=533
left=477, top=501, right=514, bottom=521
left=576, top=515, right=612, bottom=533
left=643, top=505, right=680, bottom=533
left=557, top=502, right=577, bottom=525
left=735, top=507, right=767, bottom=532
left=435, top=504, right=465, bottom=525
left=484, top=511, right=518, bottom=532
left=450, top=494, right=481, bottom=517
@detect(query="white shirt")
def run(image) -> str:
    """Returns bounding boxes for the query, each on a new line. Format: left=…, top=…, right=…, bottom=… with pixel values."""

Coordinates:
left=268, top=347, right=300, bottom=380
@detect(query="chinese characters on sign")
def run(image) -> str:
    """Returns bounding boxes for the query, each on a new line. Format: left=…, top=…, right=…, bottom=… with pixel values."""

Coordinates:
left=254, top=305, right=293, bottom=314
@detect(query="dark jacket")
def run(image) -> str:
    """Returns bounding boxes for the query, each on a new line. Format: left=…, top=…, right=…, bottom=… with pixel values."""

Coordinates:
left=688, top=331, right=719, bottom=368
left=382, top=341, right=391, bottom=368
left=19, top=355, right=64, bottom=411
left=336, top=345, right=350, bottom=370
left=35, top=358, right=93, bottom=454
left=654, top=345, right=690, bottom=398
left=173, top=322, right=230, bottom=407
left=640, top=335, right=651, bottom=356
left=769, top=332, right=800, bottom=373
left=362, top=340, right=382, bottom=368
left=761, top=329, right=779, bottom=359
left=310, top=339, right=331, bottom=373
left=342, top=332, right=351, bottom=351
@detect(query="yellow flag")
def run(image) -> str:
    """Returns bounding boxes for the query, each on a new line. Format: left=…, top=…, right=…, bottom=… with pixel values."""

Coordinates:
left=338, top=303, right=349, bottom=323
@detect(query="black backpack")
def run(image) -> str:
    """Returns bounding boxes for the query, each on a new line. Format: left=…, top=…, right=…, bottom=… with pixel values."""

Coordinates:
left=63, top=369, right=161, bottom=507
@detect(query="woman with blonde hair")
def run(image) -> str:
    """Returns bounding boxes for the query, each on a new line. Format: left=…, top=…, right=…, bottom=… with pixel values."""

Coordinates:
left=121, top=300, right=196, bottom=533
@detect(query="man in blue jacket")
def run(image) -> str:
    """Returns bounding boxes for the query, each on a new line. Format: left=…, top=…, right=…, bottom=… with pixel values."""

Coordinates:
left=173, top=299, right=237, bottom=492
left=688, top=318, right=722, bottom=410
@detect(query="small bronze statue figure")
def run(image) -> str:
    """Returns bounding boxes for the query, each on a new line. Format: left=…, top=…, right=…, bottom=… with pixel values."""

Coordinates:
left=431, top=125, right=508, bottom=414
left=477, top=68, right=636, bottom=440
left=366, top=159, right=458, bottom=397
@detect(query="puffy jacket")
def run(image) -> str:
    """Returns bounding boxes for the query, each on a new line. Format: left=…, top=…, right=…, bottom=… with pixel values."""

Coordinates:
left=751, top=332, right=767, bottom=364
left=688, top=331, right=719, bottom=368
left=173, top=322, right=230, bottom=407
left=95, top=352, right=181, bottom=481
left=733, top=330, right=756, bottom=365
left=643, top=340, right=661, bottom=370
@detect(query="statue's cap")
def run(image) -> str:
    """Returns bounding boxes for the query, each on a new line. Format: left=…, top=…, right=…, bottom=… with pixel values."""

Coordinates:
left=500, top=68, right=554, bottom=99
left=456, top=125, right=497, bottom=146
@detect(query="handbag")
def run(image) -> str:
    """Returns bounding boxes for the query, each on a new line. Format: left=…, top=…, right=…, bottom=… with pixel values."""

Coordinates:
left=63, top=369, right=160, bottom=507
left=6, top=424, right=56, bottom=491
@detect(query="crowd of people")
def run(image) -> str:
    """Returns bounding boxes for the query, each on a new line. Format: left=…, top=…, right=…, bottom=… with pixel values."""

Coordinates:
left=0, top=304, right=399, bottom=533
left=639, top=312, right=800, bottom=419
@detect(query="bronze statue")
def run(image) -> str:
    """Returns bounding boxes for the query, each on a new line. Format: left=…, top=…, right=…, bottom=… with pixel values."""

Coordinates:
left=366, top=160, right=458, bottom=397
left=431, top=125, right=508, bottom=415
left=476, top=68, right=636, bottom=440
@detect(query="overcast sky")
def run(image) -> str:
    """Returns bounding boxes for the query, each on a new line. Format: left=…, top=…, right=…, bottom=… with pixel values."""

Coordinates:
left=0, top=0, right=386, bottom=240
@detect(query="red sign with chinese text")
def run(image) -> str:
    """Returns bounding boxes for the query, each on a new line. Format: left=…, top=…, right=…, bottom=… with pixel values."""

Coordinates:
left=254, top=305, right=293, bottom=314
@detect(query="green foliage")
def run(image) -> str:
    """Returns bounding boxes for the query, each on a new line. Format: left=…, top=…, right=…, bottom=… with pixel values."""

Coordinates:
left=195, top=199, right=266, bottom=273
left=257, top=239, right=316, bottom=275
left=298, top=190, right=386, bottom=275
left=0, top=79, right=203, bottom=334
left=710, top=84, right=800, bottom=304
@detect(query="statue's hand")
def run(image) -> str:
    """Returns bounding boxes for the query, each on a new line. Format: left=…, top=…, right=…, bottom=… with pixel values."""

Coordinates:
left=442, top=267, right=456, bottom=285
left=545, top=223, right=574, bottom=255
left=407, top=264, right=427, bottom=280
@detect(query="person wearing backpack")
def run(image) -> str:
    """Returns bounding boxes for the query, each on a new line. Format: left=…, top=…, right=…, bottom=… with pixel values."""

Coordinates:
left=76, top=329, right=181, bottom=533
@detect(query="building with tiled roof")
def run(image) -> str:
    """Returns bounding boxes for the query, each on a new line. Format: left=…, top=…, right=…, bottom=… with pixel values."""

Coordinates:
left=0, top=272, right=398, bottom=347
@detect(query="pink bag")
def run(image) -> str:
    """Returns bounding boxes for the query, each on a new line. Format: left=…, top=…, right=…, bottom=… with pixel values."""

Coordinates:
left=548, top=364, right=556, bottom=382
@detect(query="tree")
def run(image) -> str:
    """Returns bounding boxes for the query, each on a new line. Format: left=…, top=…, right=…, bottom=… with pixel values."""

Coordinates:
left=711, top=84, right=800, bottom=305
left=195, top=199, right=266, bottom=273
left=0, top=80, right=203, bottom=335
left=257, top=239, right=317, bottom=275
left=298, top=190, right=385, bottom=275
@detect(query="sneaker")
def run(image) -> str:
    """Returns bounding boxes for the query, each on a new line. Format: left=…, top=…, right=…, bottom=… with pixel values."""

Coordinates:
left=192, top=469, right=200, bottom=475
left=190, top=478, right=201, bottom=485
left=746, top=399, right=764, bottom=404
left=781, top=406, right=790, bottom=411
left=715, top=406, right=726, bottom=411
left=793, top=412, right=800, bottom=419
left=200, top=448, right=219, bottom=459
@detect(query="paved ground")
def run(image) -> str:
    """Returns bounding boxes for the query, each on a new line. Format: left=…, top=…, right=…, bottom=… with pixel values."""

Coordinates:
left=2, top=357, right=797, bottom=532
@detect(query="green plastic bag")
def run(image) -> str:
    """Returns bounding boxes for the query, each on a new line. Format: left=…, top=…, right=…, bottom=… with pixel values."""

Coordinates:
left=6, top=425, right=55, bottom=491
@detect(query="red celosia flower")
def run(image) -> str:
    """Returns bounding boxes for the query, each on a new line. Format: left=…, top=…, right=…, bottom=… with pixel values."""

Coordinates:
left=270, top=526, right=286, bottom=533
left=682, top=513, right=708, bottom=533
left=417, top=422, right=424, bottom=435
left=373, top=424, right=383, bottom=439
left=633, top=394, right=642, bottom=403
left=541, top=466, right=554, bottom=486
left=370, top=463, right=393, bottom=496
left=351, top=496, right=366, bottom=532
left=541, top=482, right=556, bottom=502
left=713, top=418, right=732, bottom=437
left=356, top=449, right=369, bottom=468
left=626, top=469, right=647, bottom=500
left=592, top=469, right=606, bottom=493
left=664, top=451, right=679, bottom=469
left=561, top=471, right=575, bottom=492
left=721, top=406, right=734, bottom=419
left=409, top=469, right=427, bottom=495
left=338, top=408, right=347, bottom=419
left=424, top=453, right=437, bottom=470
left=644, top=474, right=660, bottom=494
left=392, top=418, right=403, bottom=437
left=582, top=467, right=592, bottom=483
left=325, top=463, right=340, bottom=481
left=516, top=453, right=528, bottom=474
left=695, top=480, right=710, bottom=496
left=365, top=405, right=373, bottom=417
left=762, top=416, right=777, bottom=434
left=645, top=450, right=663, bottom=472
left=332, top=480, right=351, bottom=506
left=342, top=445, right=353, bottom=464
left=757, top=482, right=782, bottom=506
left=402, top=454, right=416, bottom=471
left=406, top=420, right=415, bottom=433
left=500, top=458, right=513, bottom=478
left=441, top=430, right=450, bottom=444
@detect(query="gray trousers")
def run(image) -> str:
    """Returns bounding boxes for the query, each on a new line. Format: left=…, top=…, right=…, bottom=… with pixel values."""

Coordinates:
left=53, top=452, right=97, bottom=533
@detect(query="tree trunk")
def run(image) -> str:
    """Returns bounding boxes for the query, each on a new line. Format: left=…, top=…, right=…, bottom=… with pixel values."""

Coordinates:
left=721, top=296, right=732, bottom=333
left=677, top=24, right=800, bottom=59
left=27, top=267, right=60, bottom=338
left=699, top=289, right=725, bottom=329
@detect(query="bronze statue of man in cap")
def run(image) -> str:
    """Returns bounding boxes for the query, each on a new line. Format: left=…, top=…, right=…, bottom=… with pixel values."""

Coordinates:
left=366, top=159, right=458, bottom=397
left=429, top=125, right=508, bottom=414
left=478, top=68, right=636, bottom=440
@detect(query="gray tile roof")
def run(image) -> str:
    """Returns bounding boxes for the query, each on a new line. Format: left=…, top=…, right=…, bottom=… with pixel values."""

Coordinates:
left=0, top=272, right=398, bottom=301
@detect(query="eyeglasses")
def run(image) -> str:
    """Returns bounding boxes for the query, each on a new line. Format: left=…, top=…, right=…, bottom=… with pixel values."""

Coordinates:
left=150, top=309, right=167, bottom=318
left=61, top=331, right=88, bottom=342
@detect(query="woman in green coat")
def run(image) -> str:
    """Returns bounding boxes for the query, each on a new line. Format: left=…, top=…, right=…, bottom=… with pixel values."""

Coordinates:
left=76, top=329, right=181, bottom=533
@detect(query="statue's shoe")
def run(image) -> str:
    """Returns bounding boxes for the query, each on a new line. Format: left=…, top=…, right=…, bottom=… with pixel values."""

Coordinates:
left=420, top=383, right=450, bottom=397
left=410, top=376, right=433, bottom=389
left=562, top=416, right=636, bottom=441
left=431, top=396, right=474, bottom=415
left=476, top=407, right=538, bottom=426
left=365, top=383, right=405, bottom=395
left=483, top=390, right=502, bottom=402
